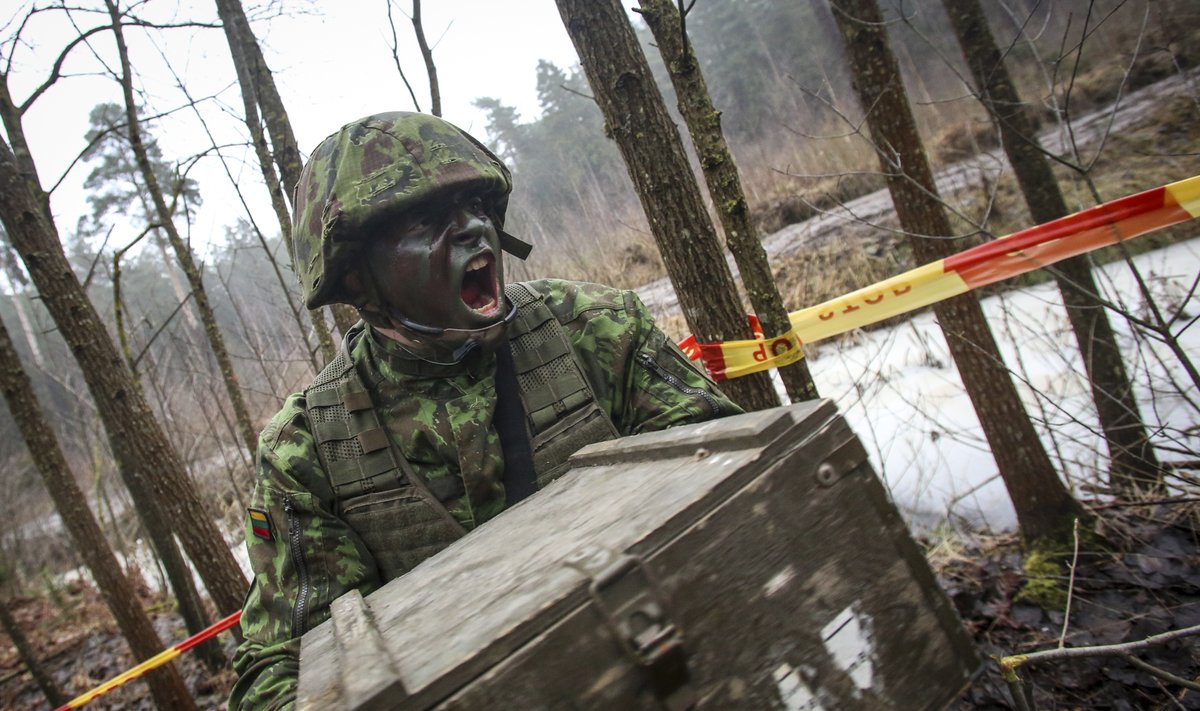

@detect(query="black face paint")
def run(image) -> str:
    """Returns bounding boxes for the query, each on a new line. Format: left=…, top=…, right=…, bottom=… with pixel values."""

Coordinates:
left=362, top=192, right=512, bottom=363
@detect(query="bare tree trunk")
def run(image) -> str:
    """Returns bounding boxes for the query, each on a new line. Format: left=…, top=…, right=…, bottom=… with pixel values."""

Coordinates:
left=155, top=235, right=200, bottom=330
left=328, top=303, right=361, bottom=337
left=214, top=0, right=335, bottom=366
left=0, top=321, right=196, bottom=710
left=128, top=186, right=198, bottom=333
left=210, top=0, right=303, bottom=200
left=0, top=595, right=67, bottom=709
left=0, top=135, right=248, bottom=623
left=3, top=46, right=245, bottom=633
left=104, top=261, right=227, bottom=673
left=0, top=249, right=46, bottom=368
left=91, top=446, right=133, bottom=571
left=103, top=258, right=224, bottom=671
left=942, top=0, right=1162, bottom=493
left=554, top=0, right=780, bottom=411
left=9, top=294, right=43, bottom=368
left=0, top=80, right=44, bottom=210
left=106, top=0, right=258, bottom=457
left=830, top=0, right=1083, bottom=545
left=214, top=0, right=356, bottom=344
left=636, top=0, right=819, bottom=403
left=385, top=0, right=423, bottom=111
left=143, top=527, right=227, bottom=673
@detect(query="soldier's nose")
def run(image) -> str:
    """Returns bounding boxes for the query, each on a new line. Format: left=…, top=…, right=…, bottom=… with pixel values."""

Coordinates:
left=451, top=208, right=487, bottom=244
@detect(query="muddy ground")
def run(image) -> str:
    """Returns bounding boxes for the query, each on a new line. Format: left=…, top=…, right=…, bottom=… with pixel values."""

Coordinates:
left=0, top=578, right=237, bottom=710
left=944, top=502, right=1200, bottom=710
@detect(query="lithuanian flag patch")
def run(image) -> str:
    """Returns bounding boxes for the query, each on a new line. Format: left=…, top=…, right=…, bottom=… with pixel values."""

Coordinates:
left=249, top=508, right=273, bottom=541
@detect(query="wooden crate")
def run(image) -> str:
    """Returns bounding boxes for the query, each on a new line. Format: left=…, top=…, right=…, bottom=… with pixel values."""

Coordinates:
left=298, top=400, right=979, bottom=710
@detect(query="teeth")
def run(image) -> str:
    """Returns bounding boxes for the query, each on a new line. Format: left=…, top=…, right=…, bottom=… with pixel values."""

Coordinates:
left=467, top=256, right=489, bottom=272
left=470, top=294, right=498, bottom=315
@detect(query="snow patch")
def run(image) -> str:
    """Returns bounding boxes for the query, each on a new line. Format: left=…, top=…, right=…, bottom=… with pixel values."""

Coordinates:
left=797, top=238, right=1200, bottom=532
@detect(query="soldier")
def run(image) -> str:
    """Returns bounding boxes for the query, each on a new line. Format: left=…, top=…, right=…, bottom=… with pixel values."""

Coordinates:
left=230, top=112, right=740, bottom=709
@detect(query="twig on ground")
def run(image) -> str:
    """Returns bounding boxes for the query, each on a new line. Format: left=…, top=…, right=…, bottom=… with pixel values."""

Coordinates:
left=1000, top=623, right=1200, bottom=672
left=1058, top=518, right=1081, bottom=649
left=1120, top=653, right=1200, bottom=693
left=1004, top=675, right=1036, bottom=711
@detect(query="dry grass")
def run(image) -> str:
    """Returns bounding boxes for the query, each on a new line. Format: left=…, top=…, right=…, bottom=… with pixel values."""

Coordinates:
left=772, top=238, right=909, bottom=316
left=542, top=231, right=666, bottom=292
left=510, top=26, right=1198, bottom=352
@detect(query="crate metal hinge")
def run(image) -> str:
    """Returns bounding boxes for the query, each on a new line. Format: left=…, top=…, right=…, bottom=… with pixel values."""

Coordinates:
left=566, top=546, right=696, bottom=710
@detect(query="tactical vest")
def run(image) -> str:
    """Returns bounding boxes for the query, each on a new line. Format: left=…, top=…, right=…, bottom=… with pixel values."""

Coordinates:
left=303, top=283, right=620, bottom=580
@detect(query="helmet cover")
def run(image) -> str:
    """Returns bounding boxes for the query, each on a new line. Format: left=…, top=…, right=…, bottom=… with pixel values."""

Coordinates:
left=291, top=111, right=527, bottom=309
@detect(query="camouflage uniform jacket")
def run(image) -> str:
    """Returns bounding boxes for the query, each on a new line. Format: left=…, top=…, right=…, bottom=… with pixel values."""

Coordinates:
left=230, top=279, right=740, bottom=710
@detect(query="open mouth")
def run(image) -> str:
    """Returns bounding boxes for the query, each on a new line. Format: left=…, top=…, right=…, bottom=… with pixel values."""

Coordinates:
left=461, top=253, right=500, bottom=316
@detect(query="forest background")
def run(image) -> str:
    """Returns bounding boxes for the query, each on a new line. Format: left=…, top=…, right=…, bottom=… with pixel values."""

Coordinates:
left=0, top=0, right=1198, bottom=707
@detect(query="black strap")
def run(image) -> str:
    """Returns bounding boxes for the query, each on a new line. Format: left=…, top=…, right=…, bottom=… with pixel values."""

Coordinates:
left=495, top=340, right=538, bottom=505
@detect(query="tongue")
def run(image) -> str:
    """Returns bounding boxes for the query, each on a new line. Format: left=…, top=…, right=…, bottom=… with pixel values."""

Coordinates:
left=461, top=281, right=483, bottom=308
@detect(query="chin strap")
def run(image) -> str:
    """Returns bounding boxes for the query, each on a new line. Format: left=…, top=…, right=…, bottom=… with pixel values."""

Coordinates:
left=387, top=300, right=518, bottom=338
left=499, top=230, right=533, bottom=260
left=384, top=302, right=519, bottom=365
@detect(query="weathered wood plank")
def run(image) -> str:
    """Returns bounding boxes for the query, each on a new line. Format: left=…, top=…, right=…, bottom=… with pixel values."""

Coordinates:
left=331, top=589, right=405, bottom=709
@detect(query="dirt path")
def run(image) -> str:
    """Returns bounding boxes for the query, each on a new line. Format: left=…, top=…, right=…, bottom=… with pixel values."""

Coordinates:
left=636, top=68, right=1200, bottom=318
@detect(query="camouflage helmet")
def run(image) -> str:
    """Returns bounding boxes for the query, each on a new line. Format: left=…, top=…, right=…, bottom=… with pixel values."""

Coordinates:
left=291, top=111, right=531, bottom=309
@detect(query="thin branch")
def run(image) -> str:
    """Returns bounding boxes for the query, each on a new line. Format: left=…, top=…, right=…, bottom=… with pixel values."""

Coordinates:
left=3, top=5, right=49, bottom=76
left=1119, top=654, right=1200, bottom=693
left=123, top=19, right=221, bottom=31
left=81, top=223, right=115, bottom=290
left=47, top=121, right=126, bottom=195
left=16, top=24, right=112, bottom=113
left=411, top=0, right=440, bottom=116
left=385, top=0, right=422, bottom=111
left=1079, top=5, right=1150, bottom=173
left=676, top=0, right=690, bottom=63
left=132, top=293, right=194, bottom=370
left=1087, top=496, right=1200, bottom=511
left=58, top=3, right=119, bottom=83
left=1004, top=675, right=1035, bottom=711
left=557, top=83, right=596, bottom=103
left=1001, top=623, right=1200, bottom=672
left=1057, top=518, right=1081, bottom=649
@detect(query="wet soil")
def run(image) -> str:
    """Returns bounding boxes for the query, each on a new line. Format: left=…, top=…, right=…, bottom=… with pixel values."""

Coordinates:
left=0, top=579, right=236, bottom=710
left=941, top=502, right=1200, bottom=710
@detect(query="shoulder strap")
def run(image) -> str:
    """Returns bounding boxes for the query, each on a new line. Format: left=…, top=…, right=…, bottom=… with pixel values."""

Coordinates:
left=504, top=283, right=613, bottom=435
left=304, top=327, right=466, bottom=534
left=305, top=328, right=394, bottom=498
left=494, top=340, right=537, bottom=505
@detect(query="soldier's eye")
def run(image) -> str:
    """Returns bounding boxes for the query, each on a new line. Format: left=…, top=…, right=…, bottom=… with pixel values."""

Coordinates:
left=465, top=196, right=487, bottom=217
left=409, top=209, right=438, bottom=229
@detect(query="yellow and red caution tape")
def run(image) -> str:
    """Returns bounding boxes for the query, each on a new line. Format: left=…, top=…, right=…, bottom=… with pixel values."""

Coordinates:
left=54, top=610, right=241, bottom=710
left=681, top=175, right=1200, bottom=381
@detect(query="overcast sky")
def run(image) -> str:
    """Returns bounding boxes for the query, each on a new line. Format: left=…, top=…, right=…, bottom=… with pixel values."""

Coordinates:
left=6, top=0, right=583, bottom=255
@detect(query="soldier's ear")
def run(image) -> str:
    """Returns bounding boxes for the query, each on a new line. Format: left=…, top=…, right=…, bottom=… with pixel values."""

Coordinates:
left=342, top=270, right=365, bottom=302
